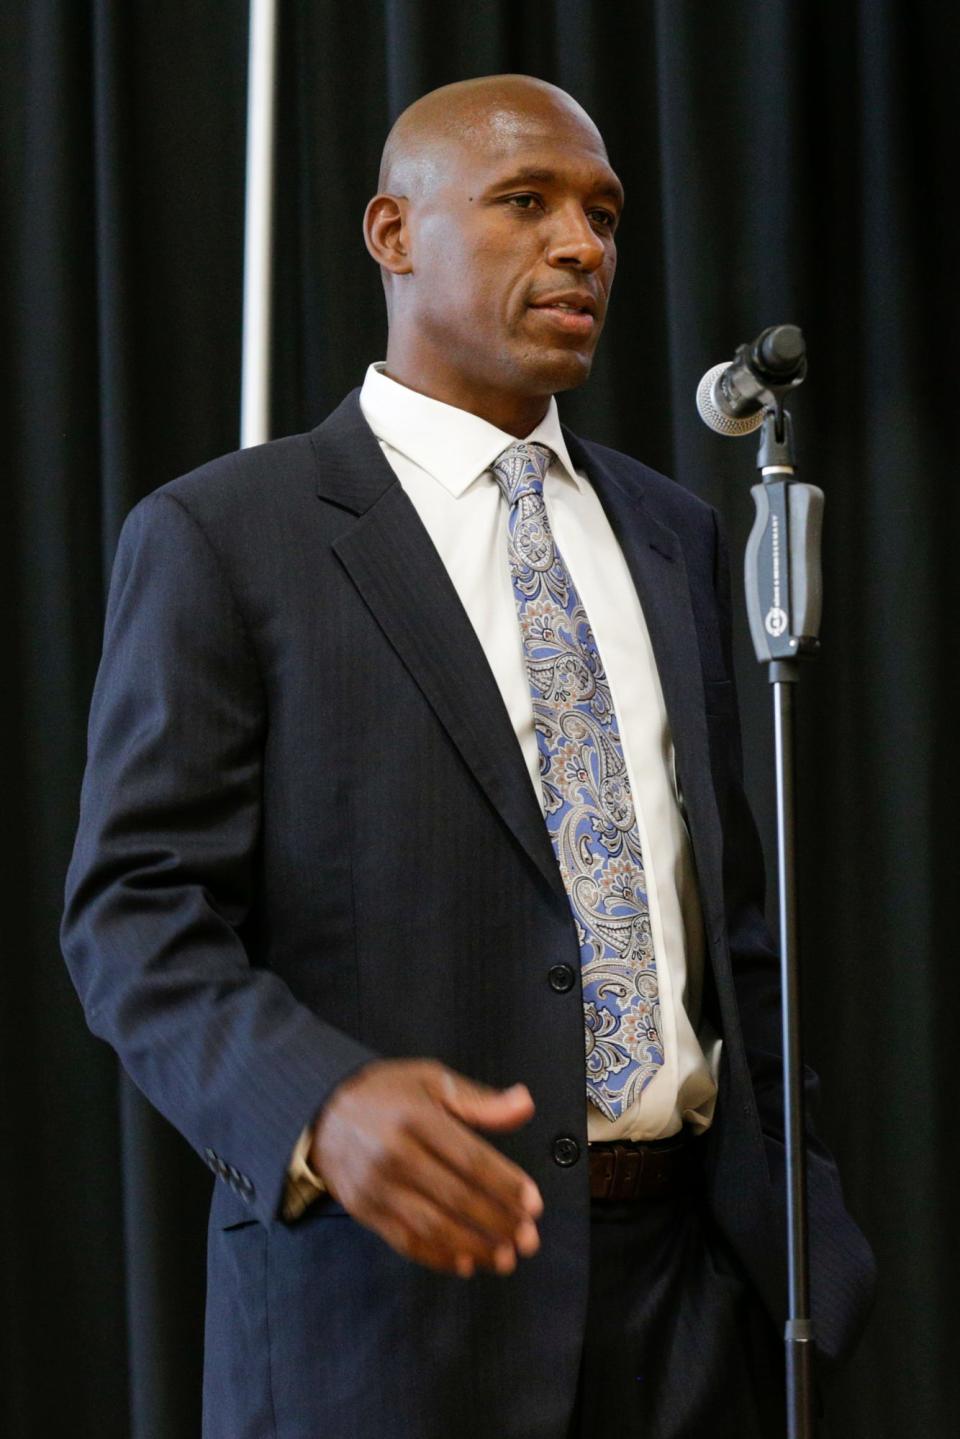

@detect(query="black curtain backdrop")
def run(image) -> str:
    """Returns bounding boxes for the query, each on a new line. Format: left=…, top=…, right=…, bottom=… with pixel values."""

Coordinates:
left=2, top=2, right=956, bottom=1435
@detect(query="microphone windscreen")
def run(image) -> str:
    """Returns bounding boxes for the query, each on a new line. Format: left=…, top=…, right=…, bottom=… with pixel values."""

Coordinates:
left=695, top=363, right=766, bottom=436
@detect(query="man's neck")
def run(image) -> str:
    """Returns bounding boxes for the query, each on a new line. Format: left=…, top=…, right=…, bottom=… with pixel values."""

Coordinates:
left=380, top=359, right=550, bottom=438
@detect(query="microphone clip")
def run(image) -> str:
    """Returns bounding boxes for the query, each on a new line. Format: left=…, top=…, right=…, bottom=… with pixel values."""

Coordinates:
left=718, top=324, right=807, bottom=424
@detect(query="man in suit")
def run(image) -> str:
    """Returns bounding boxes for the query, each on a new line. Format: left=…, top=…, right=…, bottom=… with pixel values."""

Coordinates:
left=61, top=75, right=875, bottom=1438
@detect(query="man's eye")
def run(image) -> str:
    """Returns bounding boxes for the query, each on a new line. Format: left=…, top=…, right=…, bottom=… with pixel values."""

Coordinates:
left=506, top=194, right=541, bottom=210
left=589, top=210, right=616, bottom=229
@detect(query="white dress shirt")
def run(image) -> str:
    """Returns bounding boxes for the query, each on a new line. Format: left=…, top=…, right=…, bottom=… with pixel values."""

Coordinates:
left=284, top=364, right=720, bottom=1217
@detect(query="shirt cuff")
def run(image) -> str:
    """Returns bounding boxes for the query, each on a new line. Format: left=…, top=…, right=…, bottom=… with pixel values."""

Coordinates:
left=282, top=1122, right=327, bottom=1222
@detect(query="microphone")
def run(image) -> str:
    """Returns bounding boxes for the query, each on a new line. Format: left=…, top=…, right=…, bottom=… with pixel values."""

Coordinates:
left=696, top=324, right=806, bottom=436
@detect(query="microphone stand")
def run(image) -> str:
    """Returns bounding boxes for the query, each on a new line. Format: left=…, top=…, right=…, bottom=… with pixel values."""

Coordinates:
left=743, top=401, right=823, bottom=1439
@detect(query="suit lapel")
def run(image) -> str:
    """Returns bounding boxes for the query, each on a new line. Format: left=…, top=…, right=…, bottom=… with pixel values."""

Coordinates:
left=310, top=393, right=566, bottom=902
left=308, top=392, right=725, bottom=924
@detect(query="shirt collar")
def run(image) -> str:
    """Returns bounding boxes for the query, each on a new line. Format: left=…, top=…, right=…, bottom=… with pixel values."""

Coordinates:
left=358, top=362, right=584, bottom=498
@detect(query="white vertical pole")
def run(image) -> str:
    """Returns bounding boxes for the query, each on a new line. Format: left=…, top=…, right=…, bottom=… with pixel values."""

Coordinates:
left=240, top=0, right=278, bottom=449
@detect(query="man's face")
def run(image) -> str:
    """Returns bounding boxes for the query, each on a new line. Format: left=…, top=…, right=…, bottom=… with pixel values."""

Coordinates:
left=395, top=104, right=622, bottom=417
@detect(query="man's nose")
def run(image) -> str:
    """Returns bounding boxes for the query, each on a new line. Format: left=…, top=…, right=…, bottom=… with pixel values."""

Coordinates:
left=544, top=205, right=607, bottom=271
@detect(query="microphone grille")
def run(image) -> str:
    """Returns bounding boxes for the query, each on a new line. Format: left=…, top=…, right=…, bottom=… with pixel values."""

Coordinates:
left=695, top=362, right=766, bottom=436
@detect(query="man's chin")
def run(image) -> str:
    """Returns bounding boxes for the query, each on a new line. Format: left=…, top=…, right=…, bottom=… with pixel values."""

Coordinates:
left=518, top=345, right=596, bottom=396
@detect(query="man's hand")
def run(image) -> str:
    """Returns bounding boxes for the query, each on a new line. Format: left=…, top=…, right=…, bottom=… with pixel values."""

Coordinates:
left=308, top=1059, right=543, bottom=1278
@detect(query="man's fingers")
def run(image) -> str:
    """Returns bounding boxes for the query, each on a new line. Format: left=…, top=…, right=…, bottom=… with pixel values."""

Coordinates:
left=399, top=1134, right=541, bottom=1254
left=310, top=1059, right=546, bottom=1279
left=423, top=1066, right=542, bottom=1214
left=366, top=1186, right=520, bottom=1276
left=413, top=1105, right=543, bottom=1219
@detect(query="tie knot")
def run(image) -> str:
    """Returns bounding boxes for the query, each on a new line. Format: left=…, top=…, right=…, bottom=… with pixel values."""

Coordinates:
left=490, top=441, right=554, bottom=506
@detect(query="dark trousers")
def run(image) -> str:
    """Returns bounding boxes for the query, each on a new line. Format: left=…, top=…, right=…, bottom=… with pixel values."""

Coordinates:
left=566, top=1191, right=786, bottom=1439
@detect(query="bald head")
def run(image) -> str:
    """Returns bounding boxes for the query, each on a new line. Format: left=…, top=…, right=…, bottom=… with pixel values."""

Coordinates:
left=363, top=74, right=621, bottom=435
left=378, top=74, right=607, bottom=200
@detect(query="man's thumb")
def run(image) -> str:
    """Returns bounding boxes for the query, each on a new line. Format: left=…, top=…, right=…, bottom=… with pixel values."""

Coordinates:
left=437, top=1073, right=535, bottom=1129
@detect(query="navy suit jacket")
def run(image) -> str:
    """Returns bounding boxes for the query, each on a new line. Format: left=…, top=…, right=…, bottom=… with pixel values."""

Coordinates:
left=61, top=391, right=875, bottom=1438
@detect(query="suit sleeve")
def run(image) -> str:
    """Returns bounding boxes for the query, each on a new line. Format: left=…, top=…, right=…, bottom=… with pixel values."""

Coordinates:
left=60, top=489, right=378, bottom=1225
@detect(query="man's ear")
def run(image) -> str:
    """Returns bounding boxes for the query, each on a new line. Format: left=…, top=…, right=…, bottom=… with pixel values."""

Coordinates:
left=363, top=194, right=413, bottom=275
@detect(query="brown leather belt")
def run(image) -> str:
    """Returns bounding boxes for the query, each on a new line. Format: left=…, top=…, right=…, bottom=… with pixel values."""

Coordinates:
left=588, top=1134, right=696, bottom=1201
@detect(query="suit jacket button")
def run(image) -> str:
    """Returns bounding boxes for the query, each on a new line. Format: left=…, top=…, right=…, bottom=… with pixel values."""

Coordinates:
left=552, top=1136, right=580, bottom=1167
left=548, top=964, right=575, bottom=993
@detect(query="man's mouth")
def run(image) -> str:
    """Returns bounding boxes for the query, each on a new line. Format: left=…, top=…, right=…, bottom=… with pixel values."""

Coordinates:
left=528, top=291, right=598, bottom=336
left=530, top=306, right=596, bottom=336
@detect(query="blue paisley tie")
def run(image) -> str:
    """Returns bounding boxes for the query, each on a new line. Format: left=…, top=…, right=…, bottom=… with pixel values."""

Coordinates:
left=490, top=440, right=664, bottom=1120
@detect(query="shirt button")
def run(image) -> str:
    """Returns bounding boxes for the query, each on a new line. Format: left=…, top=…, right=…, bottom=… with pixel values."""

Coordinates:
left=552, top=1135, right=580, bottom=1167
left=548, top=963, right=575, bottom=993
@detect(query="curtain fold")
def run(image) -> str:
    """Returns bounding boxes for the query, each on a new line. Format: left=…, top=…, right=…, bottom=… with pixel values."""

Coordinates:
left=3, top=2, right=955, bottom=1434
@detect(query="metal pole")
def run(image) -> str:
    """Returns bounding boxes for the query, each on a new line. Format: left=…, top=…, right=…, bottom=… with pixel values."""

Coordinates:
left=240, top=0, right=278, bottom=449
left=772, top=666, right=815, bottom=1436
left=745, top=403, right=821, bottom=1437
